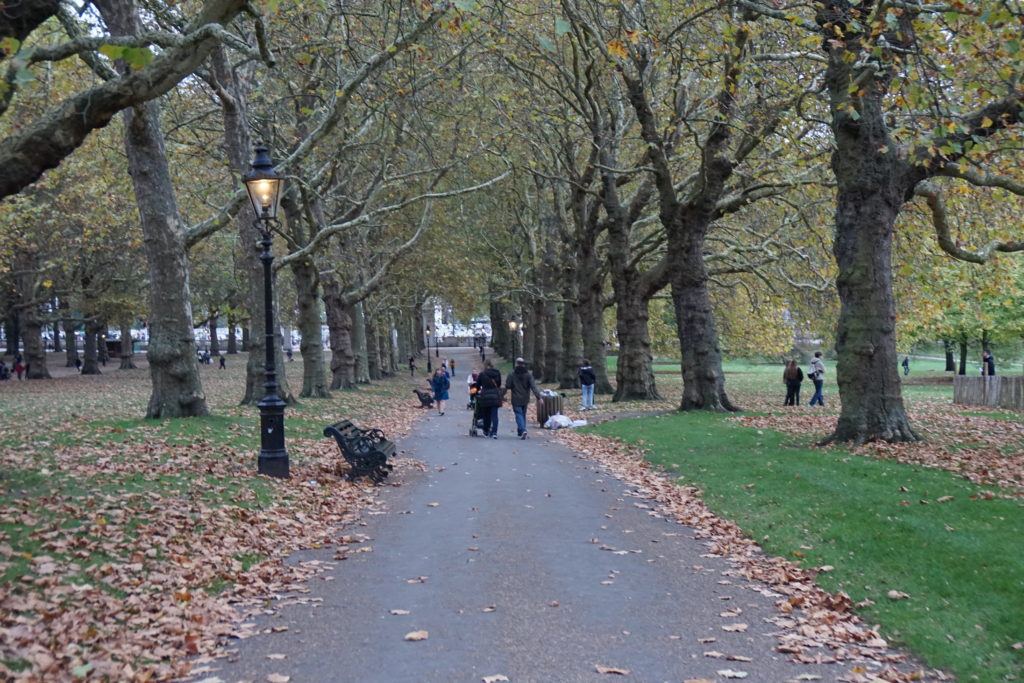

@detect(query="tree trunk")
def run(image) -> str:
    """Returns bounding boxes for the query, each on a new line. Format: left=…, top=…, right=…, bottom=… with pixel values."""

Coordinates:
left=958, top=339, right=968, bottom=376
left=97, top=0, right=208, bottom=419
left=50, top=302, right=62, bottom=353
left=227, top=316, right=238, bottom=354
left=613, top=295, right=661, bottom=401
left=291, top=258, right=330, bottom=398
left=63, top=319, right=79, bottom=367
left=366, top=309, right=381, bottom=381
left=208, top=315, right=220, bottom=356
left=673, top=228, right=736, bottom=412
left=119, top=319, right=137, bottom=369
left=943, top=340, right=955, bottom=372
left=826, top=185, right=919, bottom=443
left=579, top=287, right=612, bottom=394
left=543, top=299, right=561, bottom=385
left=323, top=276, right=356, bottom=390
left=352, top=302, right=369, bottom=384
left=558, top=283, right=583, bottom=390
left=815, top=0, right=921, bottom=444
left=4, top=309, right=19, bottom=356
left=82, top=319, right=102, bottom=375
left=22, top=315, right=50, bottom=379
left=531, top=299, right=547, bottom=380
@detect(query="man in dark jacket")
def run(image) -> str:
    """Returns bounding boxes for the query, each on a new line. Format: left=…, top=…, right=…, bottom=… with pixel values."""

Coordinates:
left=475, top=360, right=503, bottom=439
left=506, top=357, right=543, bottom=439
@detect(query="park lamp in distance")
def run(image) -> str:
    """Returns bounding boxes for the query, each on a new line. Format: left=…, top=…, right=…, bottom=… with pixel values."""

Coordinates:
left=243, top=145, right=283, bottom=220
left=508, top=320, right=518, bottom=332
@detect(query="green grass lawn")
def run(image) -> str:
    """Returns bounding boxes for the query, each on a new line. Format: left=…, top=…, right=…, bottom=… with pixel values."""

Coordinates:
left=589, top=410, right=1023, bottom=681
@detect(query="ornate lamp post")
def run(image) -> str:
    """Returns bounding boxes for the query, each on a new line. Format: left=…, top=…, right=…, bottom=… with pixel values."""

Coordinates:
left=425, top=326, right=433, bottom=373
left=243, top=145, right=288, bottom=479
left=508, top=319, right=519, bottom=360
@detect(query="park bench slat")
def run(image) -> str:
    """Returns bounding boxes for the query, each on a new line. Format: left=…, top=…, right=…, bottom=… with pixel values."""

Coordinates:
left=323, top=419, right=395, bottom=483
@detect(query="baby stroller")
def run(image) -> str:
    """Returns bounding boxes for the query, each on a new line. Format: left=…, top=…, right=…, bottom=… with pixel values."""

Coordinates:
left=468, top=387, right=485, bottom=437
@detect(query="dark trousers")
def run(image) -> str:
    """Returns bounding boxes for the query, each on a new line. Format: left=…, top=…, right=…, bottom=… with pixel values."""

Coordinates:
left=784, top=383, right=801, bottom=406
left=480, top=405, right=500, bottom=436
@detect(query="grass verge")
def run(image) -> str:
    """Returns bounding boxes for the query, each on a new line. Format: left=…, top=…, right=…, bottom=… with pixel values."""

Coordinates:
left=589, top=410, right=1023, bottom=681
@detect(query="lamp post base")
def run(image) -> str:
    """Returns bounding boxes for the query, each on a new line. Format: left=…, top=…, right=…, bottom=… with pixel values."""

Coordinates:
left=258, top=449, right=289, bottom=478
left=258, top=395, right=288, bottom=478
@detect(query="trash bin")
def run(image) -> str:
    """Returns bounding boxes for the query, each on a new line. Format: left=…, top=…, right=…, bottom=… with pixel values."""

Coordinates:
left=536, top=393, right=563, bottom=428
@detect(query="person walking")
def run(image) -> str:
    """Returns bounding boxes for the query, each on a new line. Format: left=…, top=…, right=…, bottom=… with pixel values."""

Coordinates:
left=808, top=351, right=826, bottom=406
left=475, top=359, right=503, bottom=438
left=506, top=357, right=543, bottom=439
left=982, top=350, right=996, bottom=376
left=578, top=359, right=596, bottom=410
left=449, top=357, right=456, bottom=380
left=219, top=354, right=226, bottom=369
left=902, top=356, right=910, bottom=375
left=14, top=356, right=25, bottom=380
left=430, top=367, right=450, bottom=415
left=408, top=356, right=416, bottom=377
left=783, top=359, right=804, bottom=406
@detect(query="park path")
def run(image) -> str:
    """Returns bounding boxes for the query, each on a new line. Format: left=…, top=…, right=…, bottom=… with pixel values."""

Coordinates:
left=211, top=348, right=868, bottom=683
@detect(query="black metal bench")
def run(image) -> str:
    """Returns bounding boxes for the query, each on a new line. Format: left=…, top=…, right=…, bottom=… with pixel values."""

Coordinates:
left=323, top=419, right=396, bottom=483
left=413, top=388, right=434, bottom=408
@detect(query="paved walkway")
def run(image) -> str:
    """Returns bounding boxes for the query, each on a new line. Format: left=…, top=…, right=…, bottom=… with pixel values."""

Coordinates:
left=213, top=349, right=871, bottom=682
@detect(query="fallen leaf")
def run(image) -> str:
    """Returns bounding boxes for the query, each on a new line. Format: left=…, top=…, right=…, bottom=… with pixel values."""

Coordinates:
left=716, top=670, right=748, bottom=679
left=722, top=623, right=749, bottom=632
left=426, top=502, right=440, bottom=507
left=936, top=496, right=954, bottom=503
left=482, top=676, right=509, bottom=683
left=389, top=610, right=410, bottom=615
left=887, top=590, right=910, bottom=600
left=595, top=664, right=630, bottom=675
left=266, top=653, right=287, bottom=660
left=267, top=675, right=291, bottom=683
left=404, top=630, right=429, bottom=641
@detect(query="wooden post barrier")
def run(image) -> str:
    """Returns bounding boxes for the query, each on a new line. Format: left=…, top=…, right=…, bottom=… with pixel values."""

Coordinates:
left=953, top=375, right=1024, bottom=410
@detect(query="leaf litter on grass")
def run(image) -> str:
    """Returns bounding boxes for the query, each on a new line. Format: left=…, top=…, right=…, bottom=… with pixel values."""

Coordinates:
left=0, top=360, right=425, bottom=680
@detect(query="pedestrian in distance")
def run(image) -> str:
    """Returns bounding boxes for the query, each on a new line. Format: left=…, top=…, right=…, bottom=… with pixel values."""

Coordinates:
left=808, top=351, right=826, bottom=406
left=783, top=359, right=804, bottom=406
left=430, top=367, right=450, bottom=415
left=408, top=356, right=416, bottom=377
left=219, top=355, right=226, bottom=369
left=286, top=348, right=294, bottom=362
left=579, top=358, right=596, bottom=410
left=982, top=349, right=996, bottom=376
left=0, top=360, right=8, bottom=380
left=475, top=359, right=503, bottom=438
left=74, top=357, right=82, bottom=373
left=506, top=357, right=543, bottom=439
left=902, top=356, right=910, bottom=375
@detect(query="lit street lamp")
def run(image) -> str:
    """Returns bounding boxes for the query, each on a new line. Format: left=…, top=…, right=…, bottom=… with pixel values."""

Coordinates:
left=243, top=145, right=288, bottom=479
left=425, top=326, right=433, bottom=373
left=508, top=319, right=519, bottom=360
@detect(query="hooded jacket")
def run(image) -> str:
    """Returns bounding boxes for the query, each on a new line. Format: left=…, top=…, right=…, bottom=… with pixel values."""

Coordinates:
left=506, top=364, right=542, bottom=406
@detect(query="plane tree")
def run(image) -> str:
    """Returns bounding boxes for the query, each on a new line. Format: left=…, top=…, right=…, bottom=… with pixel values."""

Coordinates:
left=738, top=0, right=1024, bottom=442
left=564, top=0, right=826, bottom=411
